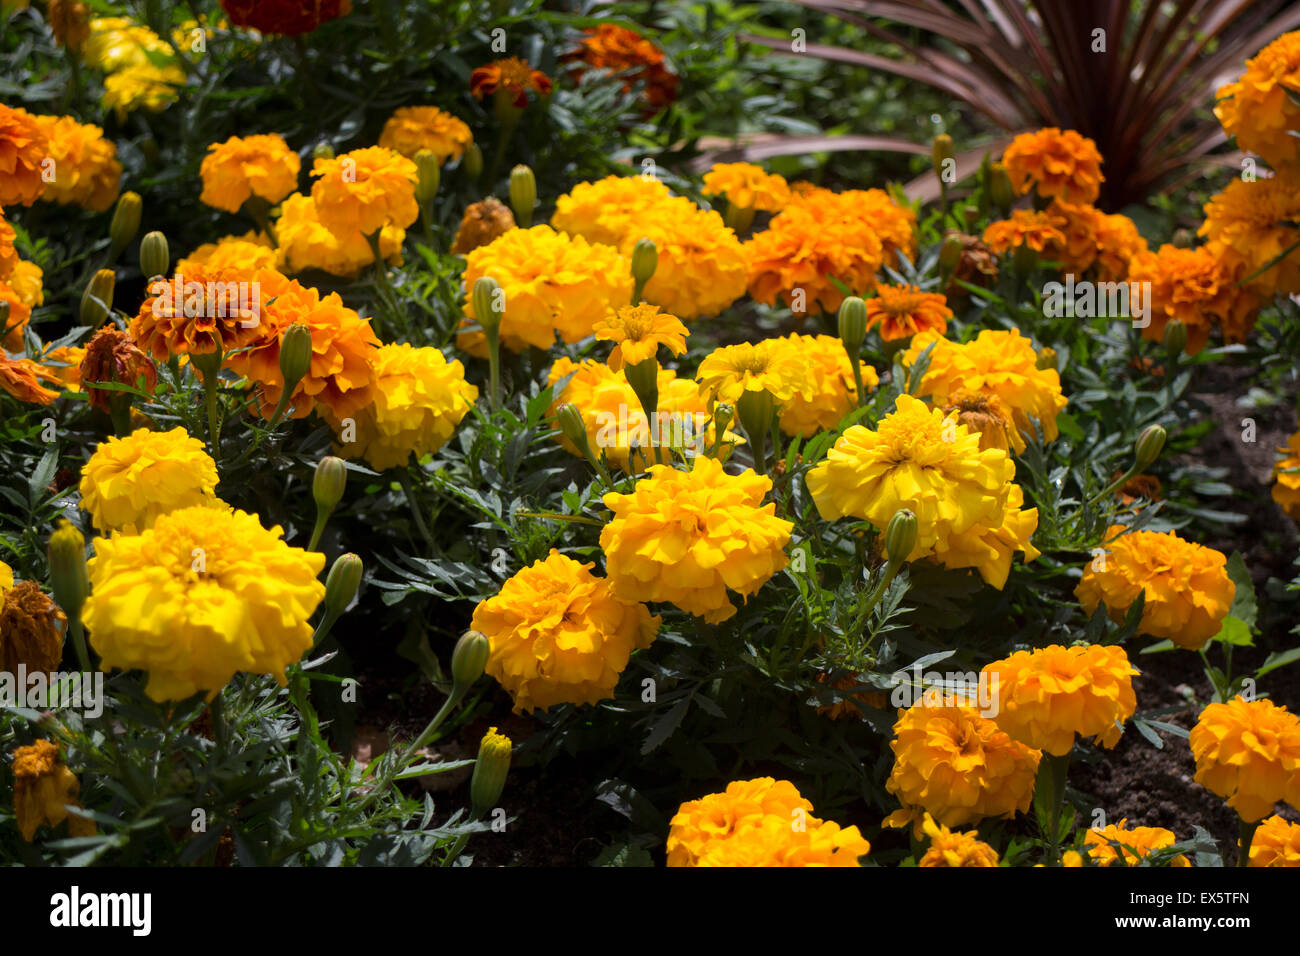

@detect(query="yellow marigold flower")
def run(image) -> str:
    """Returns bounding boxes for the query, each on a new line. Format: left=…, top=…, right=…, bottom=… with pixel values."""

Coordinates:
left=903, top=328, right=1068, bottom=454
left=1199, top=176, right=1300, bottom=298
left=0, top=278, right=33, bottom=351
left=128, top=263, right=265, bottom=361
left=84, top=506, right=325, bottom=701
left=1002, top=127, right=1104, bottom=204
left=0, top=103, right=50, bottom=206
left=176, top=232, right=278, bottom=274
left=377, top=106, right=472, bottom=163
left=329, top=343, right=476, bottom=471
left=0, top=580, right=66, bottom=673
left=696, top=339, right=804, bottom=405
left=41, top=344, right=84, bottom=392
left=449, top=197, right=516, bottom=255
left=1272, top=426, right=1300, bottom=520
left=885, top=702, right=1040, bottom=829
left=865, top=284, right=952, bottom=341
left=1084, top=819, right=1190, bottom=867
left=806, top=393, right=1015, bottom=557
left=8, top=258, right=44, bottom=307
left=0, top=558, right=12, bottom=597
left=626, top=196, right=748, bottom=320
left=1249, top=815, right=1300, bottom=867
left=594, top=303, right=688, bottom=371
left=933, top=483, right=1039, bottom=590
left=551, top=174, right=674, bottom=247
left=983, top=209, right=1068, bottom=255
left=458, top=225, right=632, bottom=355
left=546, top=358, right=722, bottom=473
left=78, top=426, right=220, bottom=534
left=102, top=62, right=186, bottom=120
left=12, top=739, right=95, bottom=842
left=0, top=210, right=15, bottom=279
left=470, top=550, right=659, bottom=714
left=746, top=189, right=903, bottom=315
left=83, top=16, right=171, bottom=71
left=199, top=133, right=301, bottom=213
left=702, top=162, right=790, bottom=212
left=982, top=644, right=1139, bottom=757
left=1190, top=696, right=1300, bottom=822
left=221, top=268, right=379, bottom=421
left=667, top=777, right=870, bottom=867
left=274, top=192, right=404, bottom=277
left=600, top=456, right=792, bottom=623
left=30, top=113, right=121, bottom=212
left=918, top=814, right=1000, bottom=867
left=772, top=332, right=878, bottom=438
left=1075, top=526, right=1235, bottom=651
left=310, top=145, right=419, bottom=238
left=1215, top=31, right=1300, bottom=170
left=1128, top=243, right=1263, bottom=353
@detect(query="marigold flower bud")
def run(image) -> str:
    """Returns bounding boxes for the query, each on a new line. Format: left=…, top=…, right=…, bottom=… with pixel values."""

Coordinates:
left=884, top=509, right=918, bottom=562
left=1134, top=424, right=1166, bottom=472
left=713, top=402, right=735, bottom=436
left=989, top=162, right=1014, bottom=213
left=47, top=520, right=89, bottom=622
left=451, top=629, right=490, bottom=687
left=932, top=133, right=955, bottom=178
left=470, top=726, right=512, bottom=814
left=1171, top=228, right=1193, bottom=249
left=324, top=552, right=362, bottom=618
left=313, top=143, right=335, bottom=161
left=279, top=323, right=313, bottom=395
left=313, top=455, right=347, bottom=514
left=463, top=142, right=483, bottom=181
left=1036, top=346, right=1058, bottom=371
left=414, top=149, right=441, bottom=204
left=837, top=296, right=867, bottom=354
left=939, top=234, right=964, bottom=273
left=80, top=269, right=116, bottom=326
left=0, top=300, right=9, bottom=330
left=962, top=205, right=980, bottom=228
left=1163, top=319, right=1188, bottom=356
left=555, top=402, right=592, bottom=454
left=1012, top=243, right=1037, bottom=279
left=139, top=230, right=169, bottom=280
left=472, top=275, right=504, bottom=335
left=631, top=237, right=658, bottom=286
left=509, top=164, right=536, bottom=228
left=108, top=191, right=142, bottom=261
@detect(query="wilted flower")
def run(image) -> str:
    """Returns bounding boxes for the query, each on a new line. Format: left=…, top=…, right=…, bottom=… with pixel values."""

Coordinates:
left=562, top=24, right=679, bottom=112
left=0, top=580, right=66, bottom=673
left=449, top=198, right=516, bottom=255
left=79, top=325, right=156, bottom=412
left=0, top=353, right=60, bottom=405
left=11, top=739, right=95, bottom=841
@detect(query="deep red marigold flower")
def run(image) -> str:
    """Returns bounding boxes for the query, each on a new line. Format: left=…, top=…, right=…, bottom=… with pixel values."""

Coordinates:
left=470, top=57, right=553, bottom=109
left=220, top=0, right=352, bottom=37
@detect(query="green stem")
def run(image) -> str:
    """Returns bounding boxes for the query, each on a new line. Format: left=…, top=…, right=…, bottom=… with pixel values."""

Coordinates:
left=485, top=325, right=502, bottom=412
left=203, top=371, right=221, bottom=453
left=1238, top=818, right=1259, bottom=867
left=67, top=617, right=91, bottom=673
left=397, top=469, right=435, bottom=550
left=353, top=688, right=465, bottom=815
left=308, top=511, right=330, bottom=553
left=1043, top=752, right=1071, bottom=864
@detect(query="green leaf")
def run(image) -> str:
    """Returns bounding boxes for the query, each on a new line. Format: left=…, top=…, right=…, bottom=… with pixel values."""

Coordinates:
left=1223, top=552, right=1257, bottom=631
left=1213, top=615, right=1253, bottom=648
left=1257, top=647, right=1300, bottom=679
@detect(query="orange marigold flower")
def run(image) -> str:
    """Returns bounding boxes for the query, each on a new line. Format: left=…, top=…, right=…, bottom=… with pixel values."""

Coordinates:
left=470, top=57, right=553, bottom=109
left=562, top=24, right=679, bottom=112
left=0, top=210, right=16, bottom=280
left=274, top=192, right=404, bottom=277
left=48, top=0, right=92, bottom=53
left=1190, top=696, right=1300, bottom=822
left=594, top=302, right=688, bottom=371
left=1199, top=175, right=1300, bottom=298
left=1115, top=472, right=1162, bottom=507
left=884, top=701, right=1041, bottom=831
left=865, top=284, right=952, bottom=341
left=1272, top=426, right=1300, bottom=520
left=982, top=644, right=1138, bottom=757
left=176, top=232, right=278, bottom=275
left=1249, top=815, right=1300, bottom=867
left=1084, top=820, right=1190, bottom=867
left=1047, top=200, right=1149, bottom=281
left=0, top=104, right=49, bottom=206
left=983, top=209, right=1068, bottom=256
left=31, top=113, right=122, bottom=212
left=11, top=739, right=96, bottom=842
left=0, top=279, right=33, bottom=349
left=1076, top=525, right=1235, bottom=651
left=918, top=814, right=1000, bottom=867
left=0, top=353, right=60, bottom=405
left=1002, top=127, right=1104, bottom=204
left=129, top=265, right=265, bottom=361
left=1127, top=243, right=1263, bottom=353
left=309, top=146, right=419, bottom=238
left=199, top=133, right=301, bottom=213
left=219, top=0, right=352, bottom=36
left=1215, top=31, right=1300, bottom=170
left=377, top=106, right=473, bottom=164
left=702, top=162, right=791, bottom=213
left=449, top=198, right=516, bottom=255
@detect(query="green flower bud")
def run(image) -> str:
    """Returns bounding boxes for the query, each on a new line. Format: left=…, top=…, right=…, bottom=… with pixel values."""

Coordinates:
left=324, top=552, right=363, bottom=618
left=139, top=230, right=169, bottom=280
left=80, top=269, right=116, bottom=326
left=414, top=149, right=441, bottom=204
left=313, top=455, right=347, bottom=514
left=0, top=300, right=10, bottom=333
left=713, top=403, right=735, bottom=436
left=1171, top=228, right=1193, bottom=249
left=837, top=296, right=867, bottom=354
left=1035, top=347, right=1058, bottom=371
left=279, top=323, right=313, bottom=395
left=939, top=233, right=964, bottom=273
left=508, top=164, right=536, bottom=228
left=1163, top=320, right=1188, bottom=356
left=555, top=402, right=591, bottom=453
left=472, top=275, right=504, bottom=334
left=1134, top=424, right=1167, bottom=472
left=470, top=726, right=512, bottom=815
left=989, top=162, right=1014, bottom=214
left=631, top=237, right=658, bottom=286
left=883, top=509, right=918, bottom=562
left=961, top=205, right=980, bottom=229
left=932, top=133, right=955, bottom=179
left=313, top=143, right=335, bottom=161
left=108, top=191, right=142, bottom=261
left=463, top=142, right=483, bottom=181
left=47, top=520, right=90, bottom=623
left=1012, top=243, right=1037, bottom=279
left=451, top=630, right=490, bottom=687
